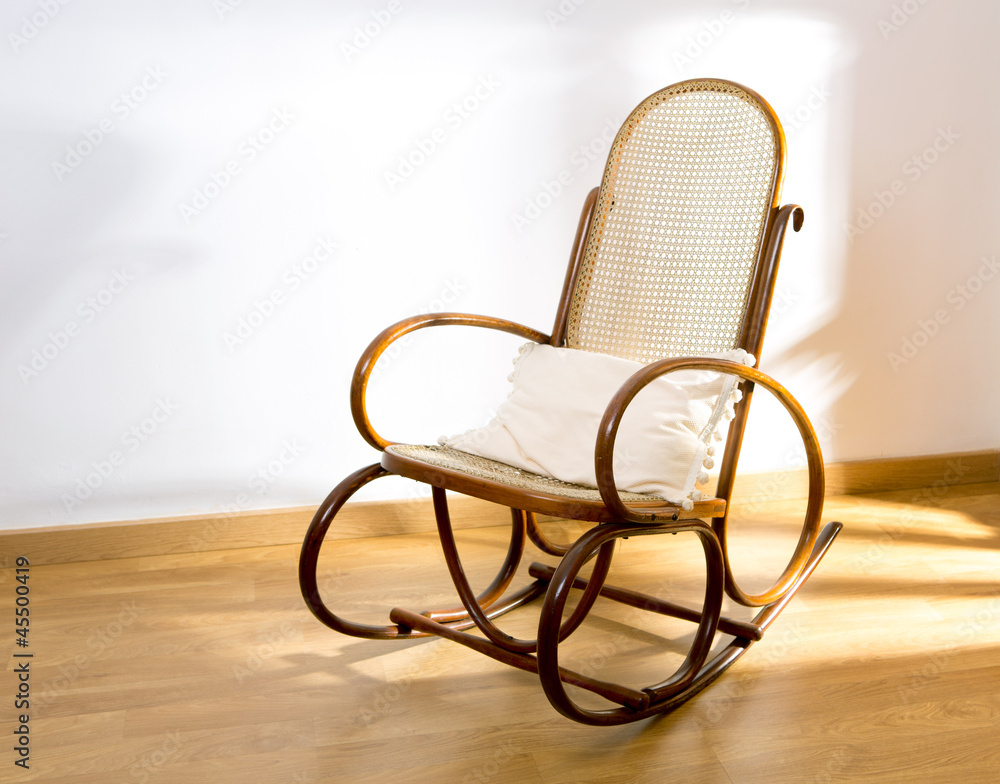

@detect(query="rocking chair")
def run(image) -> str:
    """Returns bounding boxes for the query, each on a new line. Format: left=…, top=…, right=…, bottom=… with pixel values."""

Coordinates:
left=299, top=78, right=842, bottom=726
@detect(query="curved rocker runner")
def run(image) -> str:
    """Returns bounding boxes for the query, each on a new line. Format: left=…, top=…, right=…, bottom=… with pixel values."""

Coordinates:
left=298, top=79, right=842, bottom=726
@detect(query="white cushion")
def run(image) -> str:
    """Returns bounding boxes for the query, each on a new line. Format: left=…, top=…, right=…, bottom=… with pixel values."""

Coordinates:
left=440, top=343, right=754, bottom=509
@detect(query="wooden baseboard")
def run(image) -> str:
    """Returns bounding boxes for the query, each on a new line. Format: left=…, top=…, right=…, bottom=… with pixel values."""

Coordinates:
left=0, top=495, right=511, bottom=568
left=729, top=448, right=999, bottom=506
left=3, top=450, right=996, bottom=566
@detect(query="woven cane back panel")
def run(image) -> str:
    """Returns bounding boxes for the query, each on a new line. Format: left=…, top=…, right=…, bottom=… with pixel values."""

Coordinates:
left=566, top=81, right=780, bottom=363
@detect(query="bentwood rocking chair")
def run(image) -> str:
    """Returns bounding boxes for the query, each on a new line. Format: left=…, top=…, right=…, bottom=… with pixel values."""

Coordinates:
left=299, top=79, right=842, bottom=725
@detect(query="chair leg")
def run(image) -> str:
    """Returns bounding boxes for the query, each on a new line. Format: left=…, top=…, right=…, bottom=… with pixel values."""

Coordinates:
left=535, top=520, right=725, bottom=725
left=525, top=511, right=573, bottom=556
left=298, top=467, right=549, bottom=640
left=531, top=519, right=842, bottom=725
left=421, top=506, right=529, bottom=624
left=298, top=463, right=428, bottom=639
left=428, top=486, right=614, bottom=654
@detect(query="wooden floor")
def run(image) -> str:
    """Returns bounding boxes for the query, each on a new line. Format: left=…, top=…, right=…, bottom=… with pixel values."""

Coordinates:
left=3, top=482, right=1000, bottom=783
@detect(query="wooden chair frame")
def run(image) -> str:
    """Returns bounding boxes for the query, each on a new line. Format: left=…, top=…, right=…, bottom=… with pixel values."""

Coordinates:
left=299, top=79, right=842, bottom=725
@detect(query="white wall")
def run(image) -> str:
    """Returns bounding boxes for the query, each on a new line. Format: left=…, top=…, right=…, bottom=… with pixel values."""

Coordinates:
left=2, top=0, right=998, bottom=530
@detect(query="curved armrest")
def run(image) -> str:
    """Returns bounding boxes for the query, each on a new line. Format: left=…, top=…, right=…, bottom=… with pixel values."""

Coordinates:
left=595, top=358, right=823, bottom=525
left=351, top=312, right=550, bottom=450
left=596, top=357, right=825, bottom=605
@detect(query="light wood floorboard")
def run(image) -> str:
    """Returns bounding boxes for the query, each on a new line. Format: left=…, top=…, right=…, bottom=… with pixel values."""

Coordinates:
left=2, top=482, right=999, bottom=782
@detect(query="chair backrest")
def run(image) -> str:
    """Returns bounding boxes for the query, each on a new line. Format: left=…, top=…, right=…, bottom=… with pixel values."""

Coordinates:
left=563, top=79, right=784, bottom=364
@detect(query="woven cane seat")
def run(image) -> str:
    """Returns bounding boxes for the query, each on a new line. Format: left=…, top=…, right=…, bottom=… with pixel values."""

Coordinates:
left=382, top=444, right=727, bottom=523
left=388, top=444, right=663, bottom=501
